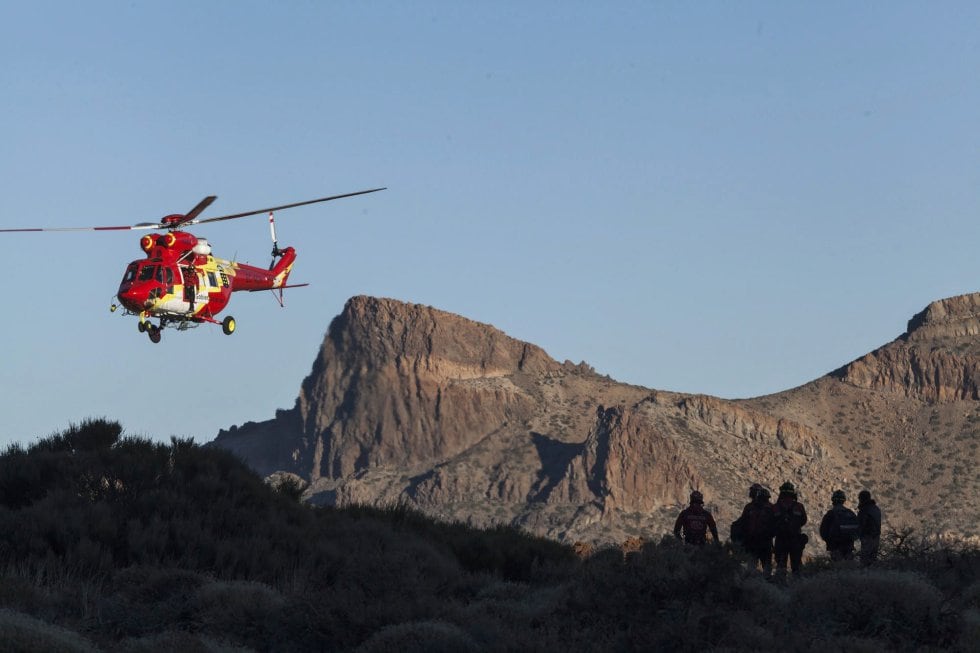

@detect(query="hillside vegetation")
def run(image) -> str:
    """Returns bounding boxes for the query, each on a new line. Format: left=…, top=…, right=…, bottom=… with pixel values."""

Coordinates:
left=0, top=419, right=978, bottom=652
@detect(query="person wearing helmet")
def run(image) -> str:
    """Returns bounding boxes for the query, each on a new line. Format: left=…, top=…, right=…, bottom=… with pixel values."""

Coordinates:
left=819, top=490, right=859, bottom=561
left=772, top=482, right=808, bottom=579
left=673, top=490, right=719, bottom=545
left=736, top=486, right=775, bottom=578
left=857, top=490, right=882, bottom=565
left=730, top=483, right=765, bottom=547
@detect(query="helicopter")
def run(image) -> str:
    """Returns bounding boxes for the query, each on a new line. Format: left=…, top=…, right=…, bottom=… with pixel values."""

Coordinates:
left=0, top=188, right=385, bottom=343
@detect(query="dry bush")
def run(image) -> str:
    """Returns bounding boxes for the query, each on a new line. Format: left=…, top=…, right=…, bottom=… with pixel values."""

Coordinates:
left=28, top=418, right=121, bottom=455
left=735, top=574, right=791, bottom=624
left=454, top=581, right=566, bottom=650
left=962, top=580, right=980, bottom=609
left=189, top=579, right=286, bottom=649
left=115, top=630, right=254, bottom=653
left=789, top=569, right=945, bottom=646
left=342, top=503, right=577, bottom=583
left=0, top=608, right=97, bottom=653
left=959, top=609, right=980, bottom=652
left=353, top=619, right=479, bottom=653
left=99, top=566, right=207, bottom=637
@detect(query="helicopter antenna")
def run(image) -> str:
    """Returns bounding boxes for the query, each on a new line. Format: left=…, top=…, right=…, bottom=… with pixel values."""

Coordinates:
left=269, top=211, right=280, bottom=269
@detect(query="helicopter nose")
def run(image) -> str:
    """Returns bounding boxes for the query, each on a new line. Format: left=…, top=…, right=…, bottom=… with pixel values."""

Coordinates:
left=117, top=286, right=144, bottom=311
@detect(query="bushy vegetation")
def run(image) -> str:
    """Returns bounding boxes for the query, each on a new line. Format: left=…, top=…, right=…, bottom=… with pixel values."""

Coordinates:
left=0, top=419, right=977, bottom=651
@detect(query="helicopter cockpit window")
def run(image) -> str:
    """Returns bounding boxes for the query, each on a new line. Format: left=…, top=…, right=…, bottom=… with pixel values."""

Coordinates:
left=122, top=264, right=138, bottom=283
left=138, top=265, right=157, bottom=282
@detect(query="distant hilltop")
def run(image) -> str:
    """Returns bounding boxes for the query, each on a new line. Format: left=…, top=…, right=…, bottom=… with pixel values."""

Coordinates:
left=212, top=294, right=980, bottom=545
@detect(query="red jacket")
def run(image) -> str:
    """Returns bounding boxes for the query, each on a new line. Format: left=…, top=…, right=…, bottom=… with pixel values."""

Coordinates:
left=674, top=504, right=719, bottom=544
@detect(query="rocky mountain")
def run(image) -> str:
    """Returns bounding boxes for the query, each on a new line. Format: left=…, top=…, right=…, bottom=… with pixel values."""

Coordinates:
left=212, top=294, right=980, bottom=545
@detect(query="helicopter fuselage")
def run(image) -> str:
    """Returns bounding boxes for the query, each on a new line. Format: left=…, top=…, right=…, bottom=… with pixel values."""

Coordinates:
left=116, top=230, right=296, bottom=324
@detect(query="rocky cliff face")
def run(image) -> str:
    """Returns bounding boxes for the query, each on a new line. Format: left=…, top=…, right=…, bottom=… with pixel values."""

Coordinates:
left=295, top=296, right=556, bottom=481
left=547, top=405, right=698, bottom=512
left=213, top=294, right=980, bottom=545
left=832, top=293, right=980, bottom=402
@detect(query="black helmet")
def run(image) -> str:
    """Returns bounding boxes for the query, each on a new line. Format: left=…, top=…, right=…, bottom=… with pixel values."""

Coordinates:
left=779, top=481, right=797, bottom=497
left=749, top=483, right=764, bottom=499
left=831, top=489, right=846, bottom=504
left=858, top=490, right=872, bottom=504
left=756, top=487, right=771, bottom=501
left=690, top=490, right=704, bottom=504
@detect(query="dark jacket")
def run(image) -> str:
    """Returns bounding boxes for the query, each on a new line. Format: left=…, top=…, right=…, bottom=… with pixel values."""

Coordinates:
left=858, top=500, right=881, bottom=538
left=820, top=505, right=858, bottom=550
left=738, top=498, right=775, bottom=550
left=674, top=504, right=719, bottom=544
left=772, top=495, right=807, bottom=540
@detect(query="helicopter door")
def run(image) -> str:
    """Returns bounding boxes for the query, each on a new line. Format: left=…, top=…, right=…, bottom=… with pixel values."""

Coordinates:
left=154, top=265, right=192, bottom=314
left=195, top=271, right=210, bottom=306
left=182, top=266, right=196, bottom=303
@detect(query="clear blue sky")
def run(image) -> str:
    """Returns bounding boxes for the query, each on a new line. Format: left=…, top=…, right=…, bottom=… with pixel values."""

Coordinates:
left=1, top=3, right=977, bottom=447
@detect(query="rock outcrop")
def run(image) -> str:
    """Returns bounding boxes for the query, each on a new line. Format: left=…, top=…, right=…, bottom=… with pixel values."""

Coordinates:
left=673, top=394, right=823, bottom=458
left=832, top=293, right=980, bottom=402
left=548, top=405, right=698, bottom=512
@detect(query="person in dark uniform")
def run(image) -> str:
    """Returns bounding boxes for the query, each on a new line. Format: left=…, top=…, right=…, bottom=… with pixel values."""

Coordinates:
left=819, top=490, right=859, bottom=561
left=738, top=487, right=775, bottom=578
left=857, top=489, right=882, bottom=565
left=772, top=481, right=808, bottom=579
left=673, top=491, right=719, bottom=545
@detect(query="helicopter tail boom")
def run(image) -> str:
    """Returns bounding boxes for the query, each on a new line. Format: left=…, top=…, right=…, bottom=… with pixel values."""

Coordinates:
left=225, top=247, right=297, bottom=292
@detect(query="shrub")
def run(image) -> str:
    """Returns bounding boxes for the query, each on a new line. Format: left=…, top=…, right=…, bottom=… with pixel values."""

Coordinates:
left=99, top=566, right=207, bottom=637
left=790, top=569, right=944, bottom=645
left=0, top=608, right=97, bottom=652
left=115, top=630, right=252, bottom=653
left=354, top=620, right=479, bottom=653
left=959, top=609, right=980, bottom=652
left=190, top=579, right=286, bottom=650
left=29, top=419, right=121, bottom=454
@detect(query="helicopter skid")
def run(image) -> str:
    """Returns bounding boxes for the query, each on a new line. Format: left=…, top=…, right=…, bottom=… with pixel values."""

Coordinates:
left=117, top=307, right=206, bottom=331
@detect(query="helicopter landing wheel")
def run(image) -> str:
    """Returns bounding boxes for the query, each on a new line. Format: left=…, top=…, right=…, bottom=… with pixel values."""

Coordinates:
left=147, top=325, right=162, bottom=344
left=222, top=316, right=236, bottom=335
left=138, top=321, right=146, bottom=333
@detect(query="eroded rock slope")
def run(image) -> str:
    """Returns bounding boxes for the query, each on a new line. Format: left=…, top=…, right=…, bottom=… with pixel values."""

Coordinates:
left=213, top=294, right=980, bottom=544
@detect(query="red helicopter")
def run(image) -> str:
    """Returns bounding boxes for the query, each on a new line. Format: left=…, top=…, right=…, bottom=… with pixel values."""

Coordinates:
left=1, top=188, right=384, bottom=343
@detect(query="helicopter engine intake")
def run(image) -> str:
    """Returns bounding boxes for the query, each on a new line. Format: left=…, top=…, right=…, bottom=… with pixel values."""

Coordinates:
left=163, top=231, right=198, bottom=250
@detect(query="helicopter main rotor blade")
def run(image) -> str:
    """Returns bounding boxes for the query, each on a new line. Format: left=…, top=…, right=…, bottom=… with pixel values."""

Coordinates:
left=183, top=196, right=218, bottom=223
left=0, top=188, right=384, bottom=233
left=191, top=187, right=386, bottom=226
left=0, top=224, right=159, bottom=233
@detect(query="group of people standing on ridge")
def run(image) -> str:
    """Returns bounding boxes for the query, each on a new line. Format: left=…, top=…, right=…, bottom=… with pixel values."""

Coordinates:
left=673, top=483, right=882, bottom=579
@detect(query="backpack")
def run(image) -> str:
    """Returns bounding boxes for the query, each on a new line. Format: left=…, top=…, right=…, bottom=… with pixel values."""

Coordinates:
left=833, top=508, right=859, bottom=542
left=773, top=502, right=800, bottom=537
left=744, top=503, right=773, bottom=542
left=730, top=517, right=745, bottom=544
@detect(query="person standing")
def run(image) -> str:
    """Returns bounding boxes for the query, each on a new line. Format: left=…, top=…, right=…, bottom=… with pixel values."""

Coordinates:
left=730, top=483, right=764, bottom=549
left=738, top=486, right=775, bottom=578
left=819, top=490, right=859, bottom=561
left=673, top=491, right=719, bottom=545
left=857, top=489, right=882, bottom=565
left=772, top=481, right=808, bottom=579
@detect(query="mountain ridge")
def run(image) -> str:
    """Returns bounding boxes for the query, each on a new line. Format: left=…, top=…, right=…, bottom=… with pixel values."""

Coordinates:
left=212, top=294, right=980, bottom=544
